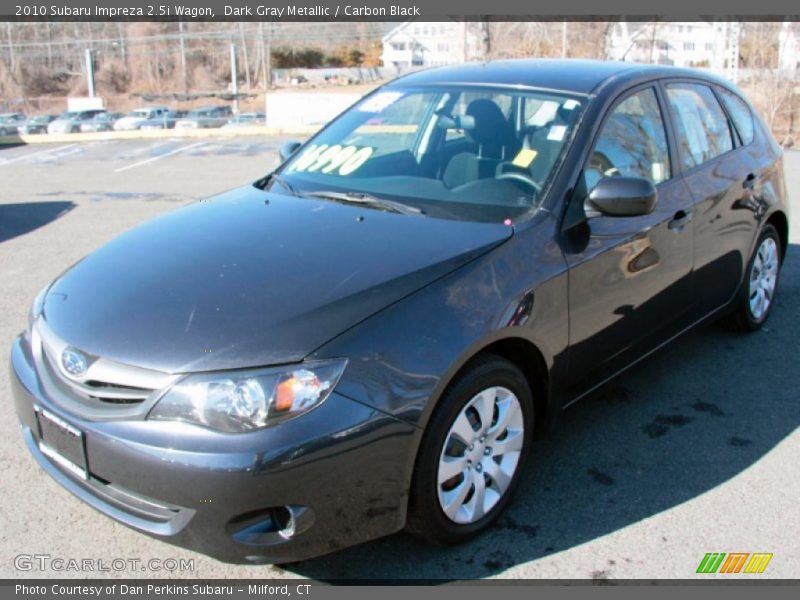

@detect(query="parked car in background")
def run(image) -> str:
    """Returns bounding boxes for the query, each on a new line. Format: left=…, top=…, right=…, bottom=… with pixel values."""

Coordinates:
left=175, top=106, right=233, bottom=129
left=113, top=107, right=170, bottom=131
left=223, top=112, right=266, bottom=128
left=11, top=60, right=789, bottom=564
left=0, top=112, right=27, bottom=135
left=47, top=110, right=106, bottom=134
left=79, top=112, right=124, bottom=133
left=139, top=110, right=186, bottom=130
left=18, top=114, right=57, bottom=135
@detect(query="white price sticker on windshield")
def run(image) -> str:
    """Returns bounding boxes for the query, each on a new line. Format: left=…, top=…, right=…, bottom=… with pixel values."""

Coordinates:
left=289, top=144, right=374, bottom=176
left=357, top=92, right=404, bottom=113
left=547, top=125, right=567, bottom=141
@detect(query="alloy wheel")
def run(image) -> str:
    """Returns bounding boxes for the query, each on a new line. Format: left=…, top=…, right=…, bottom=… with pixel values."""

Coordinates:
left=436, top=386, right=524, bottom=524
left=749, top=237, right=779, bottom=320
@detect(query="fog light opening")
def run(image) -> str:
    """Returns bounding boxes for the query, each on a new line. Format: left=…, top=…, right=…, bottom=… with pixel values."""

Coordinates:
left=273, top=506, right=295, bottom=539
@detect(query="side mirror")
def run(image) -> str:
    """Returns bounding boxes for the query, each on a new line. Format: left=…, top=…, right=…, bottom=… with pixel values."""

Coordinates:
left=586, top=176, right=657, bottom=217
left=279, top=140, right=302, bottom=162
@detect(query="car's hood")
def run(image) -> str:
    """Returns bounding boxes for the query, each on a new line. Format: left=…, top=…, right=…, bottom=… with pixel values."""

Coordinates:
left=116, top=116, right=146, bottom=125
left=42, top=186, right=512, bottom=373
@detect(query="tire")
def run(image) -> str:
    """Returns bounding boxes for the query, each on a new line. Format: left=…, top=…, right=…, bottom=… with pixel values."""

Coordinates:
left=406, top=354, right=533, bottom=546
left=723, top=223, right=782, bottom=332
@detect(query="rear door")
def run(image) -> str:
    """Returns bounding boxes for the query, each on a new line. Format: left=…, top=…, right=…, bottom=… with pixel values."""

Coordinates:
left=564, top=84, right=696, bottom=391
left=662, top=81, right=760, bottom=317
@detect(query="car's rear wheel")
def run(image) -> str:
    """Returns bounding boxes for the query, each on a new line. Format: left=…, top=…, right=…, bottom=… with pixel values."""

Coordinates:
left=724, top=223, right=782, bottom=332
left=406, top=355, right=533, bottom=545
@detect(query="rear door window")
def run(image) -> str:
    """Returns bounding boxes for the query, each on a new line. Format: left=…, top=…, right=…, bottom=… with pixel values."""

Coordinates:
left=665, top=83, right=733, bottom=169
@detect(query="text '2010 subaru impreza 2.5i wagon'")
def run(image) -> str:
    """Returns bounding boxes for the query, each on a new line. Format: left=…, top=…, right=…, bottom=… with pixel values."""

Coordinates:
left=11, top=59, right=789, bottom=563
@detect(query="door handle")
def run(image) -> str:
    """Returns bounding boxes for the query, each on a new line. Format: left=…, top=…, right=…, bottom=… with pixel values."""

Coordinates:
left=668, top=210, right=693, bottom=231
left=743, top=172, right=757, bottom=190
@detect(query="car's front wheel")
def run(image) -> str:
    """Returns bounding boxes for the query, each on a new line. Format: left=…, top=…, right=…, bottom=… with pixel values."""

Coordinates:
left=406, top=355, right=533, bottom=545
left=725, top=223, right=782, bottom=331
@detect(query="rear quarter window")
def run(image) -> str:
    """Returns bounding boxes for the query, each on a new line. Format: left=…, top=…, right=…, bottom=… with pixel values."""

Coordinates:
left=717, top=88, right=755, bottom=146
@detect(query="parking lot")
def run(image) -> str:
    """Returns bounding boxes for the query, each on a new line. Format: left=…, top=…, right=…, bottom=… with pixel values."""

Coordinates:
left=0, top=138, right=798, bottom=580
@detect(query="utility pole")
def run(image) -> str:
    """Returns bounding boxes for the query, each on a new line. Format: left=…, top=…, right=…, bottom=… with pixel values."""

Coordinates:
left=649, top=22, right=658, bottom=64
left=230, top=43, right=239, bottom=114
left=117, top=22, right=127, bottom=65
left=46, top=23, right=54, bottom=69
left=85, top=48, right=96, bottom=97
left=178, top=21, right=188, bottom=93
left=266, top=23, right=272, bottom=89
left=462, top=21, right=468, bottom=62
left=5, top=22, right=15, bottom=72
left=259, top=21, right=272, bottom=90
left=562, top=21, right=568, bottom=58
left=725, top=22, right=741, bottom=83
left=238, top=22, right=251, bottom=90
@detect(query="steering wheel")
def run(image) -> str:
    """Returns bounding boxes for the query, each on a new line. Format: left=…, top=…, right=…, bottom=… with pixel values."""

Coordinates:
left=496, top=171, right=542, bottom=194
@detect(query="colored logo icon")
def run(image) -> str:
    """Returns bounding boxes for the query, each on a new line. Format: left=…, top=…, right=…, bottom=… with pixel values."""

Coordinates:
left=696, top=552, right=773, bottom=574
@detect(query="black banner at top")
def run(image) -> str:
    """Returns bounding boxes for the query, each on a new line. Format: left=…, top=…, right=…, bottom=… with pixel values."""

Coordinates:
left=3, top=0, right=800, bottom=21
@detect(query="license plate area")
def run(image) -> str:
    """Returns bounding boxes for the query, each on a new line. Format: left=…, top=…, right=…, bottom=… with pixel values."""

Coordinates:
left=35, top=407, right=88, bottom=480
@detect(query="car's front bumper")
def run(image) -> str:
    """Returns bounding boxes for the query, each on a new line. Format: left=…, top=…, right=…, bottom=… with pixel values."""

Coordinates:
left=10, top=334, right=420, bottom=563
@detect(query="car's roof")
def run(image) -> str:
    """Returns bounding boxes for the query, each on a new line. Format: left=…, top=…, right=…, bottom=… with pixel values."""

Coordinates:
left=390, top=59, right=731, bottom=95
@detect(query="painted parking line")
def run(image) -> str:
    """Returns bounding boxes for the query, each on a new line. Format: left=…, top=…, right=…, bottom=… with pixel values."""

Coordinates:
left=0, top=143, right=78, bottom=166
left=113, top=142, right=207, bottom=173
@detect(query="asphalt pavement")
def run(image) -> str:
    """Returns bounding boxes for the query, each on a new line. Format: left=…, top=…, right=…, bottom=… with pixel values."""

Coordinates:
left=0, top=138, right=797, bottom=580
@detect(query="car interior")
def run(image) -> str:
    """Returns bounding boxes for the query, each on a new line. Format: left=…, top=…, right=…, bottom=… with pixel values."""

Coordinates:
left=367, top=96, right=577, bottom=204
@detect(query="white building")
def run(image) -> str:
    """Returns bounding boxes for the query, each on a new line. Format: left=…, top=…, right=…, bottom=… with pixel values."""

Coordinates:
left=380, top=21, right=483, bottom=72
left=606, top=22, right=735, bottom=75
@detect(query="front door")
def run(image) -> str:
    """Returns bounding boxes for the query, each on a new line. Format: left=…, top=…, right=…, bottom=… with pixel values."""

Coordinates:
left=564, top=85, right=696, bottom=393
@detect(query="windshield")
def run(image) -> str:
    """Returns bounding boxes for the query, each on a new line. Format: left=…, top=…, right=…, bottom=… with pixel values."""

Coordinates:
left=58, top=112, right=77, bottom=119
left=129, top=110, right=150, bottom=117
left=277, top=85, right=585, bottom=223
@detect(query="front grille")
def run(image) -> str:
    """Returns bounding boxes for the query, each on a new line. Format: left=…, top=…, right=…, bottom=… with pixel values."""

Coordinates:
left=31, top=318, right=177, bottom=418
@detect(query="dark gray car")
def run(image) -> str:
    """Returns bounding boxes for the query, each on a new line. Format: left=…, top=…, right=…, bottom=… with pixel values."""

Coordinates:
left=11, top=60, right=789, bottom=563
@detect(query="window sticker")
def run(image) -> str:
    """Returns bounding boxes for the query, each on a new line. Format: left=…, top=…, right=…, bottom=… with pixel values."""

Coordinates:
left=289, top=144, right=374, bottom=176
left=338, top=147, right=374, bottom=175
left=547, top=125, right=567, bottom=141
left=357, top=92, right=404, bottom=113
left=511, top=148, right=538, bottom=168
left=651, top=162, right=666, bottom=182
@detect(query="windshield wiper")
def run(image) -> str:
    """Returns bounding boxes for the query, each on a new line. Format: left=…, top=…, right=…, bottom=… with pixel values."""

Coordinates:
left=306, top=191, right=423, bottom=215
left=262, top=173, right=302, bottom=197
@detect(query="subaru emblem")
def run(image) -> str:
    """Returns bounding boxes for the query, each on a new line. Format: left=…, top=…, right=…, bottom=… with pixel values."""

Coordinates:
left=61, top=347, right=88, bottom=377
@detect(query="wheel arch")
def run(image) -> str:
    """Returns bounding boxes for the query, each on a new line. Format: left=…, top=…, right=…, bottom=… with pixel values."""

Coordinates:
left=420, top=335, right=554, bottom=439
left=766, top=210, right=789, bottom=262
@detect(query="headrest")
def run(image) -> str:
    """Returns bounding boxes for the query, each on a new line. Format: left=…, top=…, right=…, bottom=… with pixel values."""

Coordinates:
left=465, top=99, right=514, bottom=146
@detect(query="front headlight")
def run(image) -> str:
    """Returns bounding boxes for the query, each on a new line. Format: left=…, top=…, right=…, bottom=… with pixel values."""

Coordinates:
left=148, top=359, right=347, bottom=433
